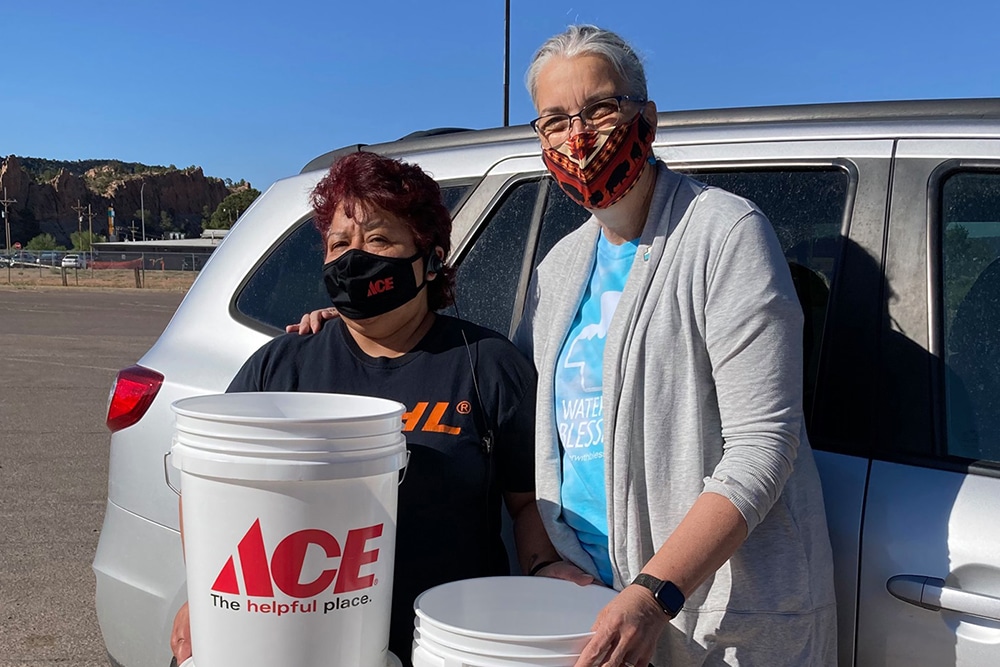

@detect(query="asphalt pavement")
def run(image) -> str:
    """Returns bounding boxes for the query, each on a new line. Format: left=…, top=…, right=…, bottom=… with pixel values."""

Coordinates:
left=0, top=287, right=185, bottom=667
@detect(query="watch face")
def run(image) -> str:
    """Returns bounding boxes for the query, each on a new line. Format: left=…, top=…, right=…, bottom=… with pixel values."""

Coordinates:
left=655, top=580, right=685, bottom=616
left=633, top=574, right=684, bottom=616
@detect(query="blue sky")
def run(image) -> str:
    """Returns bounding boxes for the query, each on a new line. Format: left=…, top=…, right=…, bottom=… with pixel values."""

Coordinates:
left=2, top=1, right=997, bottom=192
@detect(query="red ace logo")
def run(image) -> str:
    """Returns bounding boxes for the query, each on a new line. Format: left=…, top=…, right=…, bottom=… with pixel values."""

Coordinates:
left=367, top=277, right=394, bottom=296
left=211, top=519, right=383, bottom=598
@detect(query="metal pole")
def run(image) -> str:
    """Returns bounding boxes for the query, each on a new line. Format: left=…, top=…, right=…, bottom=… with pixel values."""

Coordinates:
left=1, top=186, right=16, bottom=285
left=503, top=0, right=510, bottom=127
left=2, top=187, right=13, bottom=253
left=88, top=204, right=93, bottom=276
left=140, top=181, right=146, bottom=241
left=72, top=201, right=86, bottom=238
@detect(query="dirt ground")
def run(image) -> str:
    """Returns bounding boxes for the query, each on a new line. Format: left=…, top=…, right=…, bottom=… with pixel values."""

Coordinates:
left=0, top=265, right=197, bottom=291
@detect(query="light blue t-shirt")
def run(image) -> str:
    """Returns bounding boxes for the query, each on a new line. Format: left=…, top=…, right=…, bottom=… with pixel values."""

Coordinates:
left=553, top=233, right=638, bottom=585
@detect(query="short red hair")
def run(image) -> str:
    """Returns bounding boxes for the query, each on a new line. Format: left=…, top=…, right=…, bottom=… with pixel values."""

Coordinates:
left=311, top=152, right=455, bottom=310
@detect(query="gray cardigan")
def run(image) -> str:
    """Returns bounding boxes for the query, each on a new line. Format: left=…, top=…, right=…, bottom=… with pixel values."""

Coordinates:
left=515, top=164, right=837, bottom=665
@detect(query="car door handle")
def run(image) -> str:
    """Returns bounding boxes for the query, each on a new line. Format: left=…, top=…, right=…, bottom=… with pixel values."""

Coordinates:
left=887, top=575, right=1000, bottom=620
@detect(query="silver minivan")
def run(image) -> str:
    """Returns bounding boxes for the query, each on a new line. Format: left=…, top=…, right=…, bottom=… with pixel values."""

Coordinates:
left=93, top=99, right=1000, bottom=667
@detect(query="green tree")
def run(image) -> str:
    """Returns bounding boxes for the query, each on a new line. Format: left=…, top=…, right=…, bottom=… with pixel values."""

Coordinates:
left=161, top=210, right=176, bottom=234
left=204, top=188, right=262, bottom=230
left=26, top=233, right=62, bottom=251
left=71, top=230, right=106, bottom=251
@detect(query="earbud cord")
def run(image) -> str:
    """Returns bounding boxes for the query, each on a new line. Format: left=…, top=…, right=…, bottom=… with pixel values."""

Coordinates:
left=456, top=301, right=500, bottom=574
left=460, top=328, right=493, bottom=456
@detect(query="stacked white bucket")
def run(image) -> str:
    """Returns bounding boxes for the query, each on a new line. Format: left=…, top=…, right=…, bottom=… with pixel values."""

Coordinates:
left=412, top=576, right=618, bottom=667
left=170, top=392, right=408, bottom=667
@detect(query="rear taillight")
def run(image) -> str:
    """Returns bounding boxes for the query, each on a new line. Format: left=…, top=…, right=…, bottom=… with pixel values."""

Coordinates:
left=106, top=365, right=165, bottom=432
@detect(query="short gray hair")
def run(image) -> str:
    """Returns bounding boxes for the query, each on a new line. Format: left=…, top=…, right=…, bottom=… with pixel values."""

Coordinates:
left=525, top=25, right=648, bottom=107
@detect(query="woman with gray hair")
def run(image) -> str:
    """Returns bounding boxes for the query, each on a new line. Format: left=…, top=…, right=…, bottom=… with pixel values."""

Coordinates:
left=516, top=25, right=837, bottom=667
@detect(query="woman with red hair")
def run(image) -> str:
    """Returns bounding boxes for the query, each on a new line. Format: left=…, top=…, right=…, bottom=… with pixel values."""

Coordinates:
left=171, top=151, right=561, bottom=667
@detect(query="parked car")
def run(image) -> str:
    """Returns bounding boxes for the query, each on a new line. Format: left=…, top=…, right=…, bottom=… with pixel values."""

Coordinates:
left=10, top=251, right=39, bottom=266
left=62, top=253, right=88, bottom=269
left=38, top=250, right=64, bottom=266
left=94, top=99, right=1000, bottom=667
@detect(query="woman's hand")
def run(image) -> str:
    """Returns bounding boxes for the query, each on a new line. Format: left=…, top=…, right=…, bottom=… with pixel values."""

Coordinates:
left=170, top=601, right=192, bottom=663
left=285, top=307, right=339, bottom=334
left=573, top=585, right=668, bottom=667
left=533, top=560, right=596, bottom=586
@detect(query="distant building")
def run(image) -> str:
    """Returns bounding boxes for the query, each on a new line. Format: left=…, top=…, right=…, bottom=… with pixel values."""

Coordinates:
left=93, top=229, right=229, bottom=271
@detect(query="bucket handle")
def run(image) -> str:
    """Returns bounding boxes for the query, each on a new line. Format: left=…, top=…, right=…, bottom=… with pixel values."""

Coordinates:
left=163, top=452, right=180, bottom=496
left=399, top=449, right=412, bottom=486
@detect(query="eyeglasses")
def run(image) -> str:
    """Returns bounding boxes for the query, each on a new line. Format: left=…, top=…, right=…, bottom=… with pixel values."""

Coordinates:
left=530, top=95, right=645, bottom=147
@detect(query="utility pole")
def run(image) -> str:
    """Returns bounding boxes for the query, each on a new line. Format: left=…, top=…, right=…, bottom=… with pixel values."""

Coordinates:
left=1, top=186, right=16, bottom=284
left=1, top=187, right=14, bottom=253
left=140, top=180, right=146, bottom=241
left=503, top=0, right=510, bottom=127
left=73, top=201, right=97, bottom=270
left=73, top=199, right=94, bottom=252
left=72, top=201, right=87, bottom=236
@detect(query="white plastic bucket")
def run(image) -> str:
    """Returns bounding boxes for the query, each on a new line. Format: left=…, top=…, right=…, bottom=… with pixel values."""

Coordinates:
left=411, top=577, right=618, bottom=667
left=171, top=392, right=408, bottom=667
left=179, top=651, right=403, bottom=667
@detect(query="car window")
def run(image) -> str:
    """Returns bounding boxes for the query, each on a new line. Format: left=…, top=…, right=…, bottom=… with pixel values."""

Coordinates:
left=941, top=170, right=1000, bottom=462
left=527, top=167, right=851, bottom=425
left=532, top=179, right=592, bottom=271
left=681, top=169, right=849, bottom=419
left=445, top=179, right=540, bottom=336
left=235, top=220, right=328, bottom=330
left=236, top=184, right=472, bottom=331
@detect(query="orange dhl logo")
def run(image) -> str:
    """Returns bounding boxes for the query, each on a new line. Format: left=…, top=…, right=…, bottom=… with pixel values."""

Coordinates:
left=403, top=401, right=469, bottom=435
left=367, top=277, right=394, bottom=297
left=212, top=519, right=383, bottom=598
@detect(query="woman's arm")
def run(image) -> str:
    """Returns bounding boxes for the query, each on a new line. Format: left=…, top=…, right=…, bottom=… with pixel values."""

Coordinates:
left=573, top=492, right=746, bottom=667
left=504, top=491, right=594, bottom=585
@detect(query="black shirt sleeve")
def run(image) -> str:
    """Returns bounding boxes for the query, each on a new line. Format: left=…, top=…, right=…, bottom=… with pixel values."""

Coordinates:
left=474, top=332, right=537, bottom=494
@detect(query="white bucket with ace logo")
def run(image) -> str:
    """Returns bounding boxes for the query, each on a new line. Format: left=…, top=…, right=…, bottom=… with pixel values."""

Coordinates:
left=411, top=577, right=618, bottom=667
left=170, top=392, right=408, bottom=667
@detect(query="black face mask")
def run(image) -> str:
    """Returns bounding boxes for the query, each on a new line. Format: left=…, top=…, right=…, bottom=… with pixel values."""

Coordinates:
left=322, top=249, right=428, bottom=320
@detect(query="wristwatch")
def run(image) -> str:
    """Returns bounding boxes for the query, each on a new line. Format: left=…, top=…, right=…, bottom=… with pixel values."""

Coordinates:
left=631, top=573, right=685, bottom=617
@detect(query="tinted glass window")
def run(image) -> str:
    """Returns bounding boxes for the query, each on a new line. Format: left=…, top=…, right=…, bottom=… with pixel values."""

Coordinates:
left=440, top=184, right=470, bottom=212
left=236, top=221, right=328, bottom=330
left=678, top=168, right=850, bottom=418
left=236, top=184, right=472, bottom=331
left=531, top=167, right=851, bottom=420
left=447, top=180, right=540, bottom=336
left=533, top=179, right=592, bottom=270
left=942, top=171, right=1000, bottom=461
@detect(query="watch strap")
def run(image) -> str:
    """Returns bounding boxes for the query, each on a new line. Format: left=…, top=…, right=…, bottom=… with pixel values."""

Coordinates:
left=631, top=573, right=685, bottom=617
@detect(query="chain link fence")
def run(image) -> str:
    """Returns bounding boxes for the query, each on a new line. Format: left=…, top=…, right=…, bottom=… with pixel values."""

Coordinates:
left=2, top=250, right=209, bottom=289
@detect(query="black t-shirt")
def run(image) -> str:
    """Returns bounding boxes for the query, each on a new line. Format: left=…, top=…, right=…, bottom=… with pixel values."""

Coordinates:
left=227, top=314, right=536, bottom=664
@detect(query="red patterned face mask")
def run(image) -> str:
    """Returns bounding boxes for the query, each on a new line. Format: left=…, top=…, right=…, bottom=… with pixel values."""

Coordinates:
left=541, top=112, right=655, bottom=210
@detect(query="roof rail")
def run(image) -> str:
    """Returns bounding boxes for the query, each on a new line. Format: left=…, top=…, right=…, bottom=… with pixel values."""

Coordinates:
left=300, top=125, right=535, bottom=175
left=397, top=128, right=473, bottom=140
left=658, top=98, right=1000, bottom=128
left=300, top=98, right=1000, bottom=175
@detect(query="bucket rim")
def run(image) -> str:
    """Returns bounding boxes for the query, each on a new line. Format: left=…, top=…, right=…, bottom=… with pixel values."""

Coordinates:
left=413, top=577, right=613, bottom=642
left=171, top=392, right=406, bottom=425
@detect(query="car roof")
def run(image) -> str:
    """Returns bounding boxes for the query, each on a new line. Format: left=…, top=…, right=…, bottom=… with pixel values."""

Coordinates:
left=300, top=98, right=1000, bottom=177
